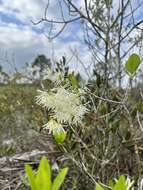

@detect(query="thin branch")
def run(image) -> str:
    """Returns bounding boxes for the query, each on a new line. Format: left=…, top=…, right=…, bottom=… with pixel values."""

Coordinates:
left=65, top=0, right=106, bottom=42
left=44, top=23, right=67, bottom=40
left=31, top=16, right=81, bottom=25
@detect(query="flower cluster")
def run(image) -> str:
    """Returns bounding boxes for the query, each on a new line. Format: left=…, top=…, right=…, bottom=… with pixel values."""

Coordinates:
left=43, top=119, right=64, bottom=134
left=36, top=68, right=87, bottom=141
left=36, top=87, right=87, bottom=125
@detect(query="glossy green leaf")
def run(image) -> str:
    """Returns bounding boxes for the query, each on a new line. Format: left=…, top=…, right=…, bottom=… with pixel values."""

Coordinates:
left=35, top=156, right=51, bottom=190
left=125, top=54, right=141, bottom=77
left=25, top=165, right=37, bottom=190
left=51, top=167, right=68, bottom=190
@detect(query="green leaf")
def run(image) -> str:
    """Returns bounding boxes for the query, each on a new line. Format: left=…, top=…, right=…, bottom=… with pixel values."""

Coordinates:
left=95, top=183, right=105, bottom=190
left=113, top=175, right=127, bottom=190
left=108, top=179, right=115, bottom=188
left=51, top=167, right=68, bottom=190
left=68, top=72, right=78, bottom=89
left=125, top=54, right=141, bottom=77
left=53, top=129, right=67, bottom=144
left=35, top=156, right=52, bottom=190
left=25, top=165, right=37, bottom=190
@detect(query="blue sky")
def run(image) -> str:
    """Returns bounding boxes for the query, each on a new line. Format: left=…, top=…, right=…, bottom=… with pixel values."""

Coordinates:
left=0, top=0, right=90, bottom=75
left=0, top=0, right=143, bottom=77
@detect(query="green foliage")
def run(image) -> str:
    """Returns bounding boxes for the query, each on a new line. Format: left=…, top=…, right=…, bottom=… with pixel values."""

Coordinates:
left=1, top=53, right=143, bottom=189
left=0, top=84, right=37, bottom=115
left=25, top=156, right=68, bottom=190
left=68, top=72, right=78, bottom=89
left=113, top=176, right=128, bottom=190
left=32, top=54, right=51, bottom=70
left=51, top=167, right=69, bottom=190
left=95, top=176, right=134, bottom=190
left=125, top=54, right=141, bottom=77
left=0, top=84, right=46, bottom=156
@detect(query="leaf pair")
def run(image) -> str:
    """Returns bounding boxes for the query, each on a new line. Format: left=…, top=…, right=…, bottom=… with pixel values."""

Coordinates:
left=25, top=156, right=68, bottom=190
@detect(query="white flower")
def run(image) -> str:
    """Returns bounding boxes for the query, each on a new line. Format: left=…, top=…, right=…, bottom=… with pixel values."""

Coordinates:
left=36, top=90, right=55, bottom=109
left=36, top=87, right=87, bottom=124
left=43, top=119, right=64, bottom=134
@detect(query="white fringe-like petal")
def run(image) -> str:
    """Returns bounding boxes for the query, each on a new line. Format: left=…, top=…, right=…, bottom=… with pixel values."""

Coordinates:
left=36, top=87, right=87, bottom=125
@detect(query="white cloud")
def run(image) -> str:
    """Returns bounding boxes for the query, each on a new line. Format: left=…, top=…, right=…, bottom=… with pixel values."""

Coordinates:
left=0, top=0, right=92, bottom=76
left=0, top=0, right=46, bottom=23
left=0, top=18, right=90, bottom=77
left=1, top=0, right=142, bottom=79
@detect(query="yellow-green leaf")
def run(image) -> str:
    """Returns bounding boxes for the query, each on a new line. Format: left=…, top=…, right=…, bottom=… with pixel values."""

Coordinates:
left=35, top=156, right=52, bottom=190
left=68, top=72, right=78, bottom=89
left=113, top=175, right=127, bottom=190
left=125, top=54, right=141, bottom=77
left=51, top=167, right=68, bottom=190
left=95, top=183, right=105, bottom=190
left=25, top=165, right=37, bottom=190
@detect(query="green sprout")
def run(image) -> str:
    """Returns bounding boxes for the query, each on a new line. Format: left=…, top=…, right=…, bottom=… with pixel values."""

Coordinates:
left=25, top=156, right=68, bottom=190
